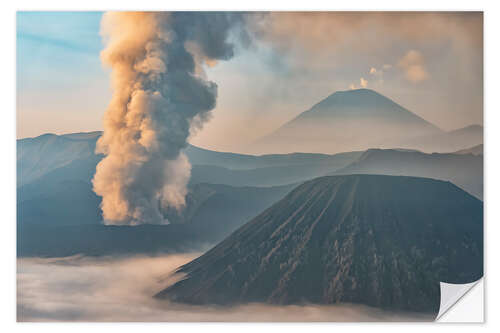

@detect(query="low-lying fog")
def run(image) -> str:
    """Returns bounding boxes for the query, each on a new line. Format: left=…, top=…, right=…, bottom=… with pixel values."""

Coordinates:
left=17, top=254, right=433, bottom=322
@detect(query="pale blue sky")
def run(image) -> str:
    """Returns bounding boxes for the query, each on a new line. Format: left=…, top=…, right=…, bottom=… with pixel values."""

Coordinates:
left=17, top=11, right=110, bottom=139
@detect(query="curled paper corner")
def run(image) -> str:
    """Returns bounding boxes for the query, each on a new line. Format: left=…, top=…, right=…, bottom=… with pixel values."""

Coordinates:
left=435, top=278, right=483, bottom=322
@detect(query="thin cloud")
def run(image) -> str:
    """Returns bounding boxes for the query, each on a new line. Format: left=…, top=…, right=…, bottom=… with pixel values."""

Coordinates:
left=398, top=50, right=430, bottom=83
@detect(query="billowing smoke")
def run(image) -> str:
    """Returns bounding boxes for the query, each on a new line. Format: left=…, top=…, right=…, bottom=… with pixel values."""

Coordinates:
left=92, top=12, right=247, bottom=225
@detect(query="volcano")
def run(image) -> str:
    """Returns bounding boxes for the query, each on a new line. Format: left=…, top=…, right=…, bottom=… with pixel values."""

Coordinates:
left=252, top=89, right=442, bottom=154
left=157, top=174, right=483, bottom=313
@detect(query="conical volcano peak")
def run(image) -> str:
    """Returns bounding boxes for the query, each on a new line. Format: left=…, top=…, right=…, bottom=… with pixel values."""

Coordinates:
left=253, top=89, right=442, bottom=154
left=158, top=174, right=483, bottom=314
left=324, top=88, right=391, bottom=102
left=302, top=88, right=424, bottom=119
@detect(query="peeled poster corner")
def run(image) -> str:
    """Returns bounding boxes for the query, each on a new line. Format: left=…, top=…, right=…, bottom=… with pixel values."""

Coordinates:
left=436, top=279, right=484, bottom=322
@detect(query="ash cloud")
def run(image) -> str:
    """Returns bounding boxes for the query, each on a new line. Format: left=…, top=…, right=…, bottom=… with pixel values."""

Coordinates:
left=92, top=12, right=249, bottom=225
left=17, top=255, right=433, bottom=322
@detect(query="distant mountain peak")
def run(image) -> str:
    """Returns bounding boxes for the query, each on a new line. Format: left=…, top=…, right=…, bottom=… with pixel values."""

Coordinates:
left=326, top=88, right=386, bottom=96
left=303, top=88, right=401, bottom=114
left=329, top=88, right=385, bottom=96
left=252, top=89, right=442, bottom=154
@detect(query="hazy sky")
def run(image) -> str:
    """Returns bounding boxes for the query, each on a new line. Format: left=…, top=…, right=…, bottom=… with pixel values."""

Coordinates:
left=17, top=12, right=483, bottom=152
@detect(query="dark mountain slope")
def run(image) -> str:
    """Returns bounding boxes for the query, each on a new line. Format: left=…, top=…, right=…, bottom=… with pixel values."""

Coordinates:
left=165, top=182, right=296, bottom=233
left=17, top=223, right=212, bottom=257
left=17, top=132, right=100, bottom=186
left=332, top=149, right=483, bottom=199
left=158, top=175, right=483, bottom=314
left=189, top=161, right=355, bottom=187
left=17, top=181, right=296, bottom=256
left=16, top=149, right=296, bottom=229
left=17, top=154, right=103, bottom=203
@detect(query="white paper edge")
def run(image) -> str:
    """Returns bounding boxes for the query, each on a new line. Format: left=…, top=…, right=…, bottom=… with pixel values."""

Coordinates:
left=436, top=278, right=484, bottom=322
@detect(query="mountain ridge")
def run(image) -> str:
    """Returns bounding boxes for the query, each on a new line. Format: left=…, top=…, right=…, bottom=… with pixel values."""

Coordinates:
left=17, top=131, right=363, bottom=187
left=453, top=144, right=483, bottom=156
left=332, top=148, right=483, bottom=199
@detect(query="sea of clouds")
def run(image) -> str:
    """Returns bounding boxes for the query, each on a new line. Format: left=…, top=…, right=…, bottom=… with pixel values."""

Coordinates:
left=17, top=254, right=433, bottom=322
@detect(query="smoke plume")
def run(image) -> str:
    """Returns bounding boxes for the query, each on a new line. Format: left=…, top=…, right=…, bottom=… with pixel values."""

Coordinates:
left=92, top=12, right=246, bottom=225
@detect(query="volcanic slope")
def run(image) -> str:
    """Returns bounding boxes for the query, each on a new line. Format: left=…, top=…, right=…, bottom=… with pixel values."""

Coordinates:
left=158, top=175, right=483, bottom=314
